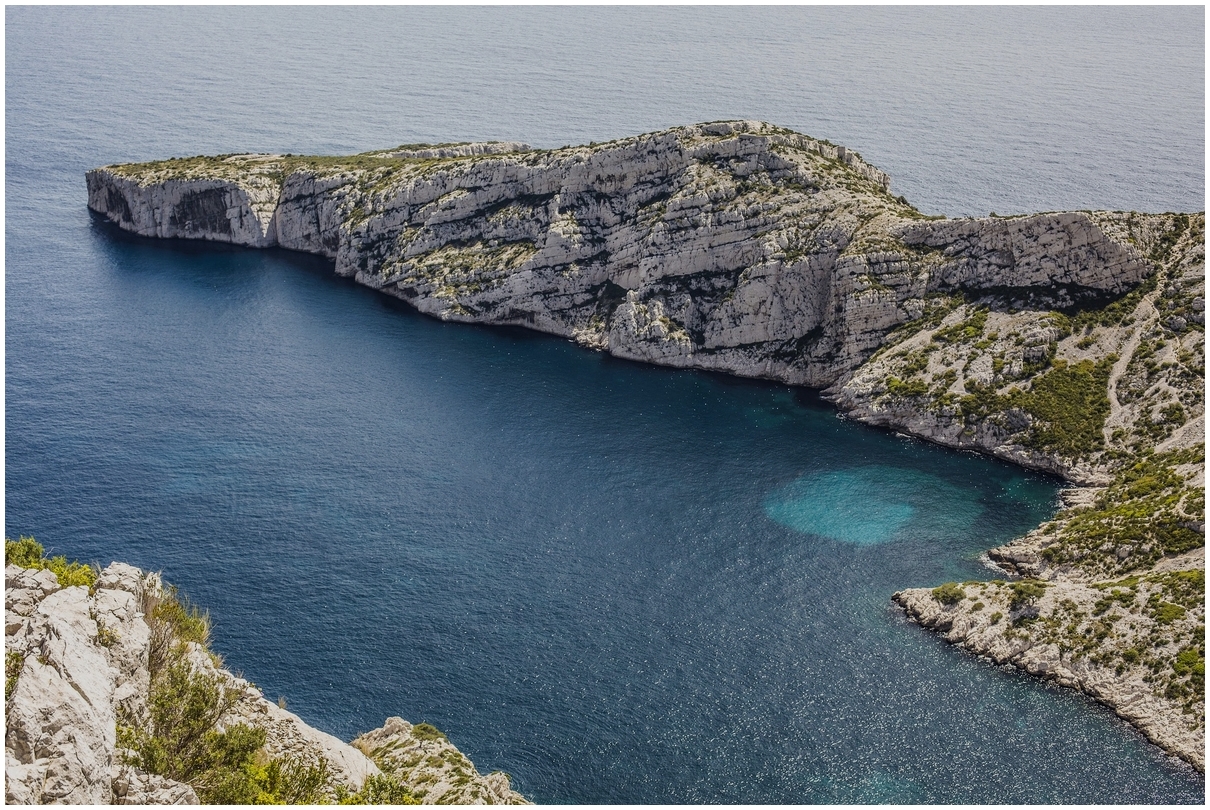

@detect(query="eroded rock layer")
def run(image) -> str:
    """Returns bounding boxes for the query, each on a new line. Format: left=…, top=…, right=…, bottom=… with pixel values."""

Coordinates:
left=87, top=121, right=1148, bottom=397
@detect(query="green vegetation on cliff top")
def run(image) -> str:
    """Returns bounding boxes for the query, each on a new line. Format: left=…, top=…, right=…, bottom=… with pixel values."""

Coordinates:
left=119, top=578, right=423, bottom=804
left=5, top=535, right=97, bottom=588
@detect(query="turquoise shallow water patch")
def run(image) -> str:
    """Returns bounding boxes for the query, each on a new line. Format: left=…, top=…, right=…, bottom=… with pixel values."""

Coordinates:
left=764, top=465, right=979, bottom=545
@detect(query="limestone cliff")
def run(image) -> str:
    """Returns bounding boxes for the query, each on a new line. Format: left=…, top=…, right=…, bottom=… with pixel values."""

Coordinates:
left=85, top=122, right=1204, bottom=771
left=86, top=121, right=1147, bottom=399
left=4, top=551, right=528, bottom=804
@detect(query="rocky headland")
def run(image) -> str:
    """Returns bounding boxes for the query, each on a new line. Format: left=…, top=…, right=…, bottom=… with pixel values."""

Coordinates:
left=81, top=121, right=1205, bottom=772
left=4, top=539, right=529, bottom=805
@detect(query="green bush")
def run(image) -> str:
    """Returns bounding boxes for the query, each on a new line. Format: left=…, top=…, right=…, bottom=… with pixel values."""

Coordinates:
left=143, top=585, right=211, bottom=680
left=886, top=377, right=929, bottom=398
left=1173, top=646, right=1205, bottom=680
left=1146, top=594, right=1187, bottom=626
left=4, top=535, right=96, bottom=588
left=1008, top=580, right=1047, bottom=609
left=207, top=755, right=334, bottom=805
left=151, top=588, right=210, bottom=645
left=336, top=773, right=421, bottom=805
left=118, top=656, right=251, bottom=787
left=1092, top=588, right=1136, bottom=615
left=1008, top=359, right=1113, bottom=457
left=933, top=308, right=989, bottom=344
left=411, top=723, right=447, bottom=742
left=5, top=536, right=44, bottom=568
left=931, top=582, right=965, bottom=605
left=6, top=651, right=25, bottom=701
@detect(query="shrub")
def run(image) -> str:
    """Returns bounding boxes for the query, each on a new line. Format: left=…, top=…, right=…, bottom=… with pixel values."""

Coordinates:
left=337, top=773, right=421, bottom=805
left=1008, top=359, right=1113, bottom=457
left=886, top=377, right=929, bottom=398
left=151, top=588, right=210, bottom=645
left=143, top=585, right=210, bottom=679
left=6, top=651, right=24, bottom=701
left=4, top=536, right=96, bottom=588
left=208, top=755, right=334, bottom=805
left=412, top=723, right=447, bottom=742
left=931, top=582, right=965, bottom=605
left=118, top=656, right=250, bottom=786
left=1146, top=595, right=1187, bottom=626
left=1092, top=588, right=1136, bottom=615
left=933, top=308, right=989, bottom=344
left=1008, top=580, right=1047, bottom=609
left=5, top=536, right=44, bottom=568
left=1173, top=646, right=1205, bottom=681
left=1159, top=402, right=1186, bottom=425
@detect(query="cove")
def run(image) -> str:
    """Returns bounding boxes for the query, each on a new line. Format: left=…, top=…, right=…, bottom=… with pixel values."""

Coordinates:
left=6, top=229, right=1203, bottom=802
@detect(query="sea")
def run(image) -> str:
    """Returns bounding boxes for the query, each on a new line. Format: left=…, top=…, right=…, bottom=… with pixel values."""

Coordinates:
left=5, top=6, right=1204, bottom=803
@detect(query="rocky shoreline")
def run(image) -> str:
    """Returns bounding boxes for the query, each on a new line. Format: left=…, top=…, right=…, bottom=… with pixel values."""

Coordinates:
left=4, top=550, right=528, bottom=804
left=80, top=121, right=1205, bottom=773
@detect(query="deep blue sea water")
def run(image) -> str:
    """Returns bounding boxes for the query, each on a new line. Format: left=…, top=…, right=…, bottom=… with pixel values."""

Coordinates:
left=6, top=7, right=1205, bottom=803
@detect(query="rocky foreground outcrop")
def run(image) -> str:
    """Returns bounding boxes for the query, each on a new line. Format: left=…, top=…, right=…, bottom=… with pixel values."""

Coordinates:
left=85, top=122, right=1204, bottom=771
left=4, top=559, right=528, bottom=804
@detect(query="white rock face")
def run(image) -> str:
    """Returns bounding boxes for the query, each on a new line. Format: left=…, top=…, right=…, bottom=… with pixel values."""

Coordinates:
left=897, top=213, right=1147, bottom=303
left=87, top=167, right=279, bottom=247
left=5, top=563, right=177, bottom=804
left=86, top=121, right=1148, bottom=392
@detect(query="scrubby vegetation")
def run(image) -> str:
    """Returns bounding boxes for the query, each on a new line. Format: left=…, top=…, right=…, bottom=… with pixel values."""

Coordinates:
left=1037, top=446, right=1204, bottom=577
left=1005, top=359, right=1114, bottom=456
left=1007, top=579, right=1047, bottom=609
left=931, top=582, right=965, bottom=605
left=933, top=307, right=988, bottom=345
left=998, top=570, right=1202, bottom=715
left=5, top=535, right=97, bottom=588
left=118, top=581, right=420, bottom=804
left=6, top=651, right=25, bottom=701
left=929, top=568, right=1204, bottom=721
